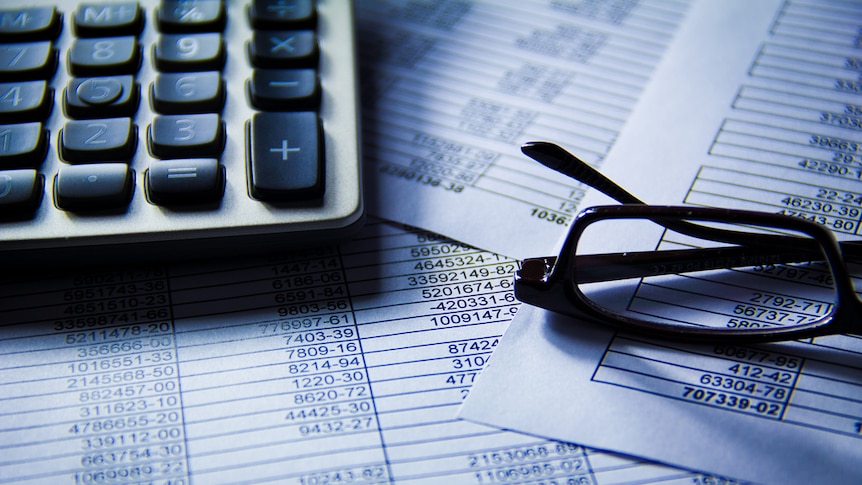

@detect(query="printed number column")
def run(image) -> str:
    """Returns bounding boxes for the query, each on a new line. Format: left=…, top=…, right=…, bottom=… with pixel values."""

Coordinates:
left=269, top=248, right=381, bottom=455
left=341, top=224, right=595, bottom=483
left=0, top=268, right=189, bottom=485
left=167, top=247, right=387, bottom=484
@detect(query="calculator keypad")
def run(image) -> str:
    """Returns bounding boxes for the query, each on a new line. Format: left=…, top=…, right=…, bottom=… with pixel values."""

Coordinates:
left=0, top=0, right=329, bottom=215
left=0, top=0, right=362, bottom=262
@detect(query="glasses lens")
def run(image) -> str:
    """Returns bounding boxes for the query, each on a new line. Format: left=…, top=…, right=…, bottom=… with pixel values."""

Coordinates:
left=573, top=215, right=837, bottom=333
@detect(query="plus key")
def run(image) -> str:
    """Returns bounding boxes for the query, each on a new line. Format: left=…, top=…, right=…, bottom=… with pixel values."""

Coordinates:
left=247, top=112, right=323, bottom=201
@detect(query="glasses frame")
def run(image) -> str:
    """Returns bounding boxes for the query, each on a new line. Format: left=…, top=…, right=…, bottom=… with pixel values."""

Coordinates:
left=517, top=204, right=862, bottom=342
left=517, top=139, right=862, bottom=343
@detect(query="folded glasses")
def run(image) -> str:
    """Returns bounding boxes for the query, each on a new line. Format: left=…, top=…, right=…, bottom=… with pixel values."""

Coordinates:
left=517, top=141, right=862, bottom=343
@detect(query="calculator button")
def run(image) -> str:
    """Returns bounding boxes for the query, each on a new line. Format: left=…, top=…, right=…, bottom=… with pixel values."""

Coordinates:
left=0, top=7, right=61, bottom=42
left=0, top=42, right=57, bottom=81
left=54, top=163, right=134, bottom=211
left=65, top=75, right=140, bottom=119
left=249, top=30, right=317, bottom=68
left=249, top=0, right=315, bottom=29
left=0, top=81, right=53, bottom=123
left=68, top=36, right=141, bottom=77
left=0, top=169, right=42, bottom=215
left=154, top=33, right=225, bottom=72
left=0, top=122, right=48, bottom=168
left=73, top=2, right=144, bottom=38
left=146, top=158, right=224, bottom=205
left=247, top=112, right=322, bottom=201
left=148, top=114, right=225, bottom=159
left=157, top=0, right=226, bottom=33
left=249, top=69, right=319, bottom=111
left=60, top=118, right=137, bottom=163
left=151, top=71, right=225, bottom=114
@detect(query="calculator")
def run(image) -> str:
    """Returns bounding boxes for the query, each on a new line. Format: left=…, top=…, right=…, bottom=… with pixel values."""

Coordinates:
left=0, top=0, right=364, bottom=266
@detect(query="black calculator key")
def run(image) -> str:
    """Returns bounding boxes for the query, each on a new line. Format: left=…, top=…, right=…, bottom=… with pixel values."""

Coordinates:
left=157, top=0, right=226, bottom=33
left=249, top=30, right=317, bottom=68
left=0, top=81, right=53, bottom=123
left=146, top=158, right=224, bottom=205
left=0, top=7, right=61, bottom=42
left=60, top=118, right=137, bottom=163
left=0, top=42, right=57, bottom=81
left=249, top=69, right=319, bottom=110
left=250, top=0, right=315, bottom=29
left=65, top=75, right=140, bottom=119
left=54, top=163, right=134, bottom=211
left=68, top=36, right=141, bottom=77
left=148, top=113, right=225, bottom=159
left=0, top=122, right=47, bottom=168
left=73, top=2, right=144, bottom=38
left=154, top=33, right=225, bottom=72
left=151, top=71, right=225, bottom=114
left=0, top=169, right=42, bottom=214
left=247, top=112, right=322, bottom=201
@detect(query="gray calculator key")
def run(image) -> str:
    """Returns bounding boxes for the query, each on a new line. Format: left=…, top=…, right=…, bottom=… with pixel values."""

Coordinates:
left=148, top=113, right=225, bottom=159
left=0, top=81, right=53, bottom=123
left=65, top=75, right=140, bottom=119
left=74, top=2, right=144, bottom=38
left=250, top=0, right=315, bottom=29
left=154, top=33, right=225, bottom=72
left=0, top=122, right=47, bottom=168
left=60, top=117, right=137, bottom=163
left=54, top=163, right=134, bottom=211
left=247, top=111, right=322, bottom=201
left=146, top=158, right=224, bottom=205
left=0, top=7, right=61, bottom=42
left=0, top=42, right=57, bottom=81
left=249, top=69, right=319, bottom=110
left=157, top=0, right=226, bottom=33
left=69, top=36, right=141, bottom=76
left=0, top=168, right=42, bottom=214
left=151, top=71, right=225, bottom=114
left=249, top=30, right=317, bottom=68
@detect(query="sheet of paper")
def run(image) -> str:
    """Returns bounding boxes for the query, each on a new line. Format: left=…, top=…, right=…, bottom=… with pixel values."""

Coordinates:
left=1, top=219, right=745, bottom=484
left=461, top=0, right=862, bottom=484
left=357, top=0, right=693, bottom=259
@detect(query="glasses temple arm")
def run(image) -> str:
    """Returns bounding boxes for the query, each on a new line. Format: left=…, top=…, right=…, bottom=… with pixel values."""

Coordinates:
left=519, top=244, right=827, bottom=288
left=522, top=142, right=644, bottom=204
left=568, top=244, right=821, bottom=284
left=521, top=142, right=787, bottom=247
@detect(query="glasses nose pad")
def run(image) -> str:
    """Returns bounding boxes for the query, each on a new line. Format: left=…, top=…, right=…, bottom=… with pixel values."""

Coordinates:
left=517, top=257, right=558, bottom=286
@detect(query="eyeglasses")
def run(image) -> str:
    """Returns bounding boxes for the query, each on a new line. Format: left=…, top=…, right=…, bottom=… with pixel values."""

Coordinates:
left=517, top=141, right=862, bottom=343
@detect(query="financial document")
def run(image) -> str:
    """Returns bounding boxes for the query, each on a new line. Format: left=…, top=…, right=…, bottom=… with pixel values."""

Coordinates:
left=461, top=1, right=862, bottom=484
left=1, top=220, right=742, bottom=484
left=358, top=0, right=692, bottom=259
